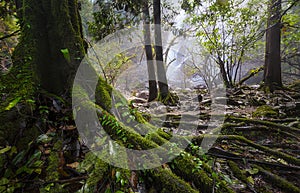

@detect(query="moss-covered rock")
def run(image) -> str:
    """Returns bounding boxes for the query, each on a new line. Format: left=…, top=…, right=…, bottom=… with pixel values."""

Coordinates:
left=252, top=105, right=278, bottom=118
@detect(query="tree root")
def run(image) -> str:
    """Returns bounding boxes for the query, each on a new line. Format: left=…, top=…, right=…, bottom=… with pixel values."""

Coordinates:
left=192, top=135, right=300, bottom=166
left=227, top=160, right=257, bottom=193
left=95, top=106, right=236, bottom=192
left=148, top=168, right=198, bottom=193
left=207, top=147, right=300, bottom=171
left=221, top=124, right=300, bottom=141
left=253, top=164, right=300, bottom=193
left=227, top=116, right=300, bottom=134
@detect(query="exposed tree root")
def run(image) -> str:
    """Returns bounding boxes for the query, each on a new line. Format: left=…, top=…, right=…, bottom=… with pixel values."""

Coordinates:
left=221, top=124, right=300, bottom=141
left=192, top=135, right=300, bottom=166
left=208, top=147, right=300, bottom=171
left=148, top=168, right=199, bottom=193
left=227, top=160, right=256, bottom=192
left=227, top=116, right=300, bottom=134
left=253, top=164, right=300, bottom=193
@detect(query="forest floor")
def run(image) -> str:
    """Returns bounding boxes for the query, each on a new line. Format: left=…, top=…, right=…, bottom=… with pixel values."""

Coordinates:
left=1, top=82, right=300, bottom=193
left=126, top=82, right=300, bottom=193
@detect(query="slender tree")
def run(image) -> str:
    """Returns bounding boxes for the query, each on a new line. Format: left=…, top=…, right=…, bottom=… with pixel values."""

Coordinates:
left=264, top=0, right=282, bottom=91
left=153, top=0, right=169, bottom=99
left=143, top=0, right=158, bottom=101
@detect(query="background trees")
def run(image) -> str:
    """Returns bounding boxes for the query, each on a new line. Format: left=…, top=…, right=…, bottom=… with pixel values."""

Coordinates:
left=187, top=0, right=267, bottom=88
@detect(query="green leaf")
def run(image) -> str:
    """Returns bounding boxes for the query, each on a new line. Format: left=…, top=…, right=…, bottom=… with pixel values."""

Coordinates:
left=247, top=176, right=254, bottom=185
left=0, top=177, right=9, bottom=186
left=5, top=97, right=21, bottom=110
left=60, top=48, right=71, bottom=63
left=104, top=188, right=111, bottom=193
left=26, top=151, right=41, bottom=167
left=247, top=168, right=259, bottom=175
left=0, top=146, right=11, bottom=154
left=12, top=150, right=26, bottom=165
left=36, top=134, right=52, bottom=144
left=115, top=171, right=121, bottom=180
left=223, top=175, right=232, bottom=184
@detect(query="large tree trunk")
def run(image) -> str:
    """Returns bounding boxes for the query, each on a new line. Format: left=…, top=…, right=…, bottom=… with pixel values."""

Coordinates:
left=143, top=0, right=158, bottom=102
left=13, top=0, right=86, bottom=95
left=264, top=0, right=282, bottom=91
left=3, top=0, right=86, bottom=149
left=153, top=0, right=169, bottom=99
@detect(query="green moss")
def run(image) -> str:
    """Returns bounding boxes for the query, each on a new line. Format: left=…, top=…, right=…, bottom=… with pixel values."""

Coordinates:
left=46, top=141, right=61, bottom=181
left=227, top=161, right=248, bottom=183
left=172, top=155, right=234, bottom=193
left=95, top=78, right=113, bottom=111
left=149, top=168, right=198, bottom=193
left=156, top=129, right=172, bottom=140
left=252, top=105, right=278, bottom=118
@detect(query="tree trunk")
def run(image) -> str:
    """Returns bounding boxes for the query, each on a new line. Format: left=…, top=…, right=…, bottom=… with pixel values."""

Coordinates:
left=143, top=0, right=158, bottom=102
left=6, top=0, right=86, bottom=149
left=264, top=0, right=282, bottom=91
left=218, top=56, right=232, bottom=88
left=13, top=0, right=86, bottom=95
left=153, top=0, right=169, bottom=99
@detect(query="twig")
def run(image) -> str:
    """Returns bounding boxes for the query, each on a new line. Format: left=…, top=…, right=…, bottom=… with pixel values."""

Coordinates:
left=0, top=30, right=20, bottom=41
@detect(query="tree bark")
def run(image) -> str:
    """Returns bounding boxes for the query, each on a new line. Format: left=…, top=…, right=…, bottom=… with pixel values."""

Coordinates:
left=218, top=56, right=232, bottom=88
left=13, top=0, right=86, bottom=95
left=153, top=0, right=169, bottom=99
left=143, top=0, right=158, bottom=102
left=264, top=0, right=282, bottom=91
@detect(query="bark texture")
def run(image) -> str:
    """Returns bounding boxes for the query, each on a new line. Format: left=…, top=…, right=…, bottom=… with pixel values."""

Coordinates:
left=142, top=0, right=158, bottom=101
left=153, top=0, right=169, bottom=99
left=264, top=0, right=282, bottom=91
left=13, top=0, right=86, bottom=95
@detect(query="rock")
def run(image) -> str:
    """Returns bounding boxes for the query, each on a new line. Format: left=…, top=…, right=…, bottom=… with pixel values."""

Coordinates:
left=136, top=90, right=149, bottom=100
left=149, top=101, right=161, bottom=108
left=154, top=105, right=167, bottom=114
left=214, top=97, right=228, bottom=104
left=129, top=97, right=148, bottom=104
left=200, top=99, right=212, bottom=105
